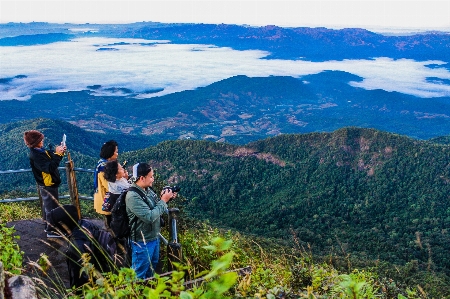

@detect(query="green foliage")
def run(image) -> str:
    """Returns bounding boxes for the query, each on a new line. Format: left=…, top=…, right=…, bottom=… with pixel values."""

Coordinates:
left=0, top=217, right=435, bottom=298
left=0, top=200, right=42, bottom=221
left=331, top=270, right=378, bottom=298
left=0, top=223, right=23, bottom=275
left=121, top=128, right=450, bottom=295
left=0, top=199, right=100, bottom=222
left=65, top=237, right=238, bottom=299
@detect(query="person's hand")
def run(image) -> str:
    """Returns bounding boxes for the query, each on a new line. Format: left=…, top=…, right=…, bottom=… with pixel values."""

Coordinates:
left=160, top=188, right=173, bottom=203
left=55, top=144, right=66, bottom=155
left=124, top=169, right=129, bottom=180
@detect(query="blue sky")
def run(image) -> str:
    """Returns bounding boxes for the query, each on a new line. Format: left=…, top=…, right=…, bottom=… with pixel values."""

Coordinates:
left=1, top=0, right=450, bottom=32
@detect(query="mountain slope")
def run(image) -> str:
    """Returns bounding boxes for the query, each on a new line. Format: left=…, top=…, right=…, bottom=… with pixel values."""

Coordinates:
left=117, top=128, right=450, bottom=274
left=3, top=118, right=450, bottom=274
left=2, top=74, right=450, bottom=143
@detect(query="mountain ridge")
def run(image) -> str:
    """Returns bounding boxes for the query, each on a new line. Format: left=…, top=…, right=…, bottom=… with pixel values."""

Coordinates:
left=2, top=22, right=450, bottom=62
left=1, top=74, right=450, bottom=143
left=116, top=23, right=450, bottom=61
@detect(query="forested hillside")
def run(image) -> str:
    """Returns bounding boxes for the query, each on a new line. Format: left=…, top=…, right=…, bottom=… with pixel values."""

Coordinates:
left=3, top=118, right=450, bottom=283
left=117, top=128, right=450, bottom=277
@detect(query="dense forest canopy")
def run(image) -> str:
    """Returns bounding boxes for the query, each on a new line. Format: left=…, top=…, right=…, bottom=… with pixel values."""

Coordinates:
left=119, top=128, right=450, bottom=275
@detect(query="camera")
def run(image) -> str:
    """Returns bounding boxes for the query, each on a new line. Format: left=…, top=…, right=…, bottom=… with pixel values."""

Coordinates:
left=163, top=185, right=181, bottom=193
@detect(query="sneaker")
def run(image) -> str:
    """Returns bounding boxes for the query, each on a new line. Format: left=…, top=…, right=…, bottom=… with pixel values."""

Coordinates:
left=46, top=231, right=63, bottom=238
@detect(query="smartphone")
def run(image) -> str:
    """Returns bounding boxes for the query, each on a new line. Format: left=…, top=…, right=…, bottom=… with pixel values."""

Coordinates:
left=62, top=134, right=66, bottom=147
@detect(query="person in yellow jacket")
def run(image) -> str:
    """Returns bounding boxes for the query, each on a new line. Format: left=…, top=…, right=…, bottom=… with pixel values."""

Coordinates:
left=93, top=140, right=118, bottom=227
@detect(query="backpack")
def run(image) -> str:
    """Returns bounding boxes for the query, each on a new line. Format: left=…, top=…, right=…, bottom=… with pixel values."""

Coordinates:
left=66, top=219, right=116, bottom=289
left=109, top=186, right=147, bottom=239
left=47, top=204, right=80, bottom=234
left=102, top=192, right=119, bottom=212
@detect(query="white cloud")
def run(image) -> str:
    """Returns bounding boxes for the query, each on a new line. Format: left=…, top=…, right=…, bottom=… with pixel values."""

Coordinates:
left=1, top=37, right=450, bottom=101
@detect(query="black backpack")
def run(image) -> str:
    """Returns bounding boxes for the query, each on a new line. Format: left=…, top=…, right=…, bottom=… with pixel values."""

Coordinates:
left=109, top=186, right=148, bottom=239
left=47, top=204, right=80, bottom=234
left=66, top=219, right=116, bottom=289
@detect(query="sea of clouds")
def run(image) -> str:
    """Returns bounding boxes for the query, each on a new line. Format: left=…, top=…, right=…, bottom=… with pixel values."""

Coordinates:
left=1, top=37, right=450, bottom=101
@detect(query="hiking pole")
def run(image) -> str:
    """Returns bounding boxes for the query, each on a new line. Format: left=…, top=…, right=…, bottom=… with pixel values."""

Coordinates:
left=167, top=208, right=182, bottom=272
left=169, top=208, right=179, bottom=243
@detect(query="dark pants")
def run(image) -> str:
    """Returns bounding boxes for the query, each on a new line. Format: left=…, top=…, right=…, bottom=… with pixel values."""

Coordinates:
left=39, top=185, right=59, bottom=231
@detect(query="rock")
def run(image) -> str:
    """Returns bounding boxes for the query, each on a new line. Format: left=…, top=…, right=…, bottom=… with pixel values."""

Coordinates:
left=7, top=275, right=37, bottom=299
left=6, top=218, right=104, bottom=288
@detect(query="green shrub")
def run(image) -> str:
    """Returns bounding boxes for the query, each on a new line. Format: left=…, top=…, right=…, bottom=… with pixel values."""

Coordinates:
left=0, top=223, right=23, bottom=275
left=66, top=237, right=238, bottom=299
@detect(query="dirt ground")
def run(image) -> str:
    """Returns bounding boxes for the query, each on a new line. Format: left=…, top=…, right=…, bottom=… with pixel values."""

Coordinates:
left=6, top=218, right=104, bottom=290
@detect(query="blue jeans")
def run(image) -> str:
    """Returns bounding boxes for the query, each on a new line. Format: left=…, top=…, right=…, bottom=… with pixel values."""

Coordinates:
left=131, top=239, right=160, bottom=279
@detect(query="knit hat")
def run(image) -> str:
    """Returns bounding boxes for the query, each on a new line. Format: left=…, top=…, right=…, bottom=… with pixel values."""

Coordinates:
left=23, top=130, right=44, bottom=148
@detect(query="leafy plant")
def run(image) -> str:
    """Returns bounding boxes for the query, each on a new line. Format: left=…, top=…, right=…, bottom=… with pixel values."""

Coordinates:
left=331, top=270, right=378, bottom=298
left=64, top=237, right=238, bottom=299
left=0, top=223, right=23, bottom=275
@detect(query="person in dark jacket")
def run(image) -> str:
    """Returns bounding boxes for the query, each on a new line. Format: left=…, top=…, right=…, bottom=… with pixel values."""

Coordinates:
left=24, top=130, right=66, bottom=238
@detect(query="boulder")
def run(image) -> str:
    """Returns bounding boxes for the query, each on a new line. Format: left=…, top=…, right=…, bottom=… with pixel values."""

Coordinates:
left=7, top=275, right=37, bottom=299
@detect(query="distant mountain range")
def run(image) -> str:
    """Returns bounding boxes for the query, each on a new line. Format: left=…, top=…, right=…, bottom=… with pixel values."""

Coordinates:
left=1, top=73, right=450, bottom=143
left=1, top=22, right=450, bottom=142
left=2, top=22, right=450, bottom=62
left=119, top=23, right=450, bottom=62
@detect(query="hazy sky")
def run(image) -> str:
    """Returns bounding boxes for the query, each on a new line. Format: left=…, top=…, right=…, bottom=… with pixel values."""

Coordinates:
left=1, top=0, right=450, bottom=31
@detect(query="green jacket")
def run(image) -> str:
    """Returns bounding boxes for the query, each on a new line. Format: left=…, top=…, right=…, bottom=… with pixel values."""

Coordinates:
left=125, top=183, right=168, bottom=242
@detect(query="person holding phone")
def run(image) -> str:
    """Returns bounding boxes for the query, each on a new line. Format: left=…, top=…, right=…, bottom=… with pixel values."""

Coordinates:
left=23, top=130, right=67, bottom=238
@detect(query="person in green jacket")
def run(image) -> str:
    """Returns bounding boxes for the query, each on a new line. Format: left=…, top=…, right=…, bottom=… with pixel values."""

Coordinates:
left=24, top=130, right=66, bottom=238
left=126, top=162, right=175, bottom=279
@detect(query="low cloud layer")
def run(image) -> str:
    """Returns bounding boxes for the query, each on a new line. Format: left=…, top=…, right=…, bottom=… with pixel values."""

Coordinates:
left=1, top=37, right=450, bottom=101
